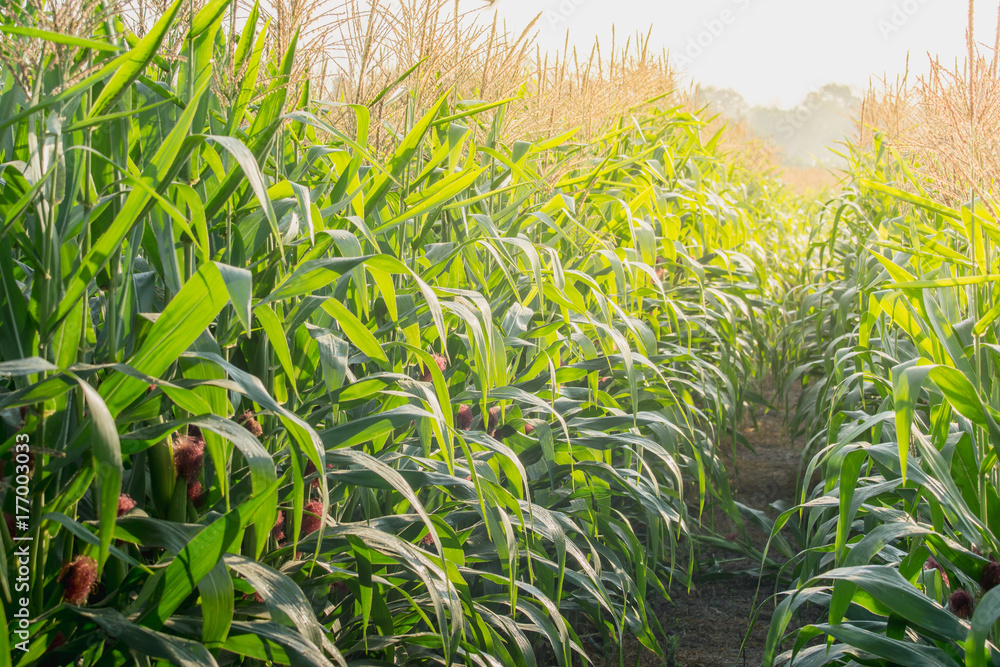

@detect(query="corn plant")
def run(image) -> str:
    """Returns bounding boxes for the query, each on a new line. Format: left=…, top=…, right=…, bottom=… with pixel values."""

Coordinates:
left=764, top=136, right=1000, bottom=666
left=0, top=2, right=799, bottom=665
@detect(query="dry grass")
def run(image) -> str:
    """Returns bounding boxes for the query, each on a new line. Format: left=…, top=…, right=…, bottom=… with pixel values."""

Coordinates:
left=295, top=0, right=784, bottom=178
left=0, top=0, right=126, bottom=89
left=855, top=0, right=1000, bottom=209
left=10, top=0, right=779, bottom=176
left=3, top=0, right=777, bottom=172
left=293, top=1, right=686, bottom=150
left=509, top=27, right=678, bottom=141
left=302, top=0, right=537, bottom=149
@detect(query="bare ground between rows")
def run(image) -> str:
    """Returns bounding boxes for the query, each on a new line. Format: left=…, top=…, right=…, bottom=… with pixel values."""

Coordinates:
left=598, top=390, right=813, bottom=667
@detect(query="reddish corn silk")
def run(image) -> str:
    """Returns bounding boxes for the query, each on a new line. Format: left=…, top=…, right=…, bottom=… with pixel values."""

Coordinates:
left=524, top=422, right=535, bottom=435
left=48, top=631, right=67, bottom=650
left=173, top=434, right=205, bottom=482
left=301, top=500, right=324, bottom=535
left=925, top=555, right=951, bottom=587
left=421, top=354, right=447, bottom=382
left=7, top=450, right=35, bottom=477
left=486, top=406, right=501, bottom=436
left=456, top=405, right=474, bottom=430
left=117, top=494, right=136, bottom=517
left=948, top=589, right=975, bottom=619
left=187, top=480, right=206, bottom=507
left=981, top=560, right=1000, bottom=593
left=60, top=556, right=98, bottom=605
left=272, top=510, right=286, bottom=542
left=304, top=460, right=323, bottom=489
left=237, top=410, right=263, bottom=437
left=331, top=580, right=350, bottom=597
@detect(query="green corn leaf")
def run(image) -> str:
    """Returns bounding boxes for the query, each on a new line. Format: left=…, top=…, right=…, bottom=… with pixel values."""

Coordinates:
left=364, top=91, right=450, bottom=215
left=71, top=608, right=220, bottom=666
left=133, top=479, right=279, bottom=629
left=893, top=363, right=932, bottom=483
left=222, top=621, right=341, bottom=666
left=818, top=566, right=966, bottom=641
left=966, top=585, right=1000, bottom=667
left=74, top=377, right=121, bottom=573
left=816, top=622, right=961, bottom=666
left=224, top=555, right=327, bottom=653
left=100, top=262, right=245, bottom=416
left=89, top=0, right=184, bottom=118
left=320, top=297, right=388, bottom=364
left=55, top=78, right=211, bottom=326
left=255, top=303, right=297, bottom=392
left=0, top=26, right=120, bottom=53
left=198, top=561, right=234, bottom=646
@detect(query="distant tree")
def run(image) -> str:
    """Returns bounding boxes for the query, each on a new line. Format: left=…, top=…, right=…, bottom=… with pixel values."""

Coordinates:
left=694, top=86, right=750, bottom=120
left=697, top=83, right=860, bottom=167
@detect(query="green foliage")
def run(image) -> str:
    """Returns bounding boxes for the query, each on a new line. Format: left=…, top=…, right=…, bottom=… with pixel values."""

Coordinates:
left=0, top=3, right=803, bottom=665
left=765, top=135, right=1000, bottom=665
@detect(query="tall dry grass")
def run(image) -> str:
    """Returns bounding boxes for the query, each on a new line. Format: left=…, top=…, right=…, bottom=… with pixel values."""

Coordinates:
left=300, top=0, right=686, bottom=149
left=298, top=0, right=787, bottom=183
left=0, top=0, right=125, bottom=88
left=510, top=27, right=678, bottom=140
left=855, top=0, right=1000, bottom=208
left=9, top=0, right=774, bottom=172
left=318, top=1, right=536, bottom=108
left=41, top=0, right=773, bottom=173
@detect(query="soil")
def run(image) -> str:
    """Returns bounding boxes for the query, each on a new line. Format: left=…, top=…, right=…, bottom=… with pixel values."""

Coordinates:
left=597, top=390, right=815, bottom=667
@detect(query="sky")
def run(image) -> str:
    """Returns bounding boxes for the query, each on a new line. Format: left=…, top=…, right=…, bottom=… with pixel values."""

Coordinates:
left=486, top=0, right=999, bottom=108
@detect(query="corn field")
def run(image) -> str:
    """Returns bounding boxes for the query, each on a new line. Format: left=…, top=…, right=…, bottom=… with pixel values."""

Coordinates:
left=2, top=0, right=1000, bottom=666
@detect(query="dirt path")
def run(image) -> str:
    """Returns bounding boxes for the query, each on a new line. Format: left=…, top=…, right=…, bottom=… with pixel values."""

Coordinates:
left=603, top=393, right=807, bottom=667
left=665, top=398, right=803, bottom=667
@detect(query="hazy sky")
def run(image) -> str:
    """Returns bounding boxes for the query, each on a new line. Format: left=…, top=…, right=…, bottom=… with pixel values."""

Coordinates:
left=487, top=0, right=999, bottom=107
